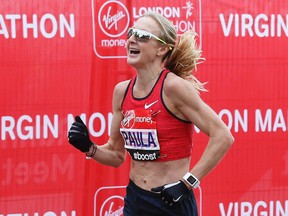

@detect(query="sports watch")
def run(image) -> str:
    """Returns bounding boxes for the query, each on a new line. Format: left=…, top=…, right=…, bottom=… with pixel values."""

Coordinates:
left=183, top=172, right=200, bottom=189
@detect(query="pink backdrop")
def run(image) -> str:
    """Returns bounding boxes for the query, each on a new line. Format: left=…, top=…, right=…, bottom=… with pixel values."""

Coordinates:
left=0, top=0, right=287, bottom=215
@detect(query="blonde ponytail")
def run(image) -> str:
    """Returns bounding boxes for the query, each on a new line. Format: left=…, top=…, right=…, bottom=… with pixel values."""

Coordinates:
left=142, top=12, right=206, bottom=92
left=165, top=31, right=206, bottom=92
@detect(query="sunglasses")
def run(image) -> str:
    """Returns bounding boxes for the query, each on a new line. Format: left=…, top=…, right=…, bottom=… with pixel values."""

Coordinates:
left=127, top=28, right=172, bottom=50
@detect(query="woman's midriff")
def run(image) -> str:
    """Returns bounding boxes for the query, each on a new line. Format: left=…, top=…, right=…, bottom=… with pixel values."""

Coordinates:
left=129, top=157, right=191, bottom=191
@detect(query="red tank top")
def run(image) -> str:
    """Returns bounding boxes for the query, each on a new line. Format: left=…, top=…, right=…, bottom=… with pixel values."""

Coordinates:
left=120, top=69, right=193, bottom=162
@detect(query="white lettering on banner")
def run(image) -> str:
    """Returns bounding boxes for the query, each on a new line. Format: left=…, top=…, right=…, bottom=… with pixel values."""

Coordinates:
left=219, top=13, right=288, bottom=37
left=0, top=211, right=76, bottom=216
left=133, top=7, right=180, bottom=18
left=0, top=109, right=285, bottom=143
left=101, top=39, right=126, bottom=47
left=194, top=109, right=248, bottom=133
left=1, top=153, right=74, bottom=186
left=219, top=200, right=288, bottom=216
left=0, top=13, right=75, bottom=39
left=93, top=1, right=202, bottom=58
left=255, top=109, right=287, bottom=132
left=132, top=7, right=195, bottom=33
left=1, top=115, right=58, bottom=141
left=173, top=20, right=196, bottom=32
left=131, top=19, right=196, bottom=34
left=194, top=108, right=287, bottom=133
left=67, top=113, right=113, bottom=137
left=218, top=109, right=248, bottom=133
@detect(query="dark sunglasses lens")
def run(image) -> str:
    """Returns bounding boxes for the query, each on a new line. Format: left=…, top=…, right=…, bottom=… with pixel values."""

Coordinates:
left=127, top=28, right=151, bottom=42
left=127, top=28, right=134, bottom=39
left=135, top=31, right=151, bottom=41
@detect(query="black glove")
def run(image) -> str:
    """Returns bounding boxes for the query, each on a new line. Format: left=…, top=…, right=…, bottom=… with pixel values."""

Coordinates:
left=68, top=116, right=93, bottom=152
left=151, top=180, right=190, bottom=206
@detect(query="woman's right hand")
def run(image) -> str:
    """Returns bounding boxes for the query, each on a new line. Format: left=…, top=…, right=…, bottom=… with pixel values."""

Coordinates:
left=68, top=116, right=93, bottom=152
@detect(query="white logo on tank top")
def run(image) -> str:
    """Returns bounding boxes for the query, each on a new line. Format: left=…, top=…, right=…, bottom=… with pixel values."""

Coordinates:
left=144, top=100, right=158, bottom=109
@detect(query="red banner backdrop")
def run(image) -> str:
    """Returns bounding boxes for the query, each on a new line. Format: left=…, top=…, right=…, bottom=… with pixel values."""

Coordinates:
left=0, top=0, right=287, bottom=215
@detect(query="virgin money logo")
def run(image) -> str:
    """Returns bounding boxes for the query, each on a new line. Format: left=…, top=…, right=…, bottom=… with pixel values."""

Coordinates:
left=94, top=185, right=202, bottom=216
left=94, top=186, right=126, bottom=216
left=92, top=0, right=130, bottom=58
left=92, top=0, right=202, bottom=59
left=98, top=1, right=129, bottom=37
left=100, top=195, right=124, bottom=216
left=121, top=110, right=135, bottom=129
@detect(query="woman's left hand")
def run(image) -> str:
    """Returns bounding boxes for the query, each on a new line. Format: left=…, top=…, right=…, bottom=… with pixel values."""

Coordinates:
left=151, top=180, right=190, bottom=206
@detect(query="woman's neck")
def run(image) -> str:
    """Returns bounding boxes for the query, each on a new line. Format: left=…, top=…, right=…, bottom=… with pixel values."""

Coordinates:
left=134, top=68, right=163, bottom=97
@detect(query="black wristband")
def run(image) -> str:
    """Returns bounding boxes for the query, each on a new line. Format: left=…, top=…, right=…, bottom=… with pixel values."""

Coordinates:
left=85, top=144, right=97, bottom=159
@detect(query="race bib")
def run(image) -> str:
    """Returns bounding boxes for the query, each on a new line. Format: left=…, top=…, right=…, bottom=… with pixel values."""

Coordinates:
left=120, top=110, right=160, bottom=161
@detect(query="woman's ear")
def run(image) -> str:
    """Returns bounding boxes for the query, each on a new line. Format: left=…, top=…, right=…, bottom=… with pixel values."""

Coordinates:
left=157, top=45, right=170, bottom=56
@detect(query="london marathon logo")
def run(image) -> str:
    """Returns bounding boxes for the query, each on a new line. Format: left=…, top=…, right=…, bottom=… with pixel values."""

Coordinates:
left=92, top=0, right=202, bottom=59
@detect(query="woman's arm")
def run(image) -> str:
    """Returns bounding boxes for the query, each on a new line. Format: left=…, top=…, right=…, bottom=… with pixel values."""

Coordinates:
left=164, top=74, right=234, bottom=180
left=85, top=80, right=130, bottom=167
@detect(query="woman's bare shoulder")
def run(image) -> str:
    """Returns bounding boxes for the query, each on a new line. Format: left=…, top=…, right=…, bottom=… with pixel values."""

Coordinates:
left=112, top=79, right=132, bottom=108
left=114, top=79, right=131, bottom=95
left=164, top=73, right=195, bottom=96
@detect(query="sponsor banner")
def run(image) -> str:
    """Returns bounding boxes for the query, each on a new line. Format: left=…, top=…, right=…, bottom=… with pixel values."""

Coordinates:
left=0, top=0, right=287, bottom=215
left=93, top=185, right=203, bottom=216
left=94, top=186, right=126, bottom=216
left=0, top=194, right=76, bottom=215
left=92, top=0, right=202, bottom=58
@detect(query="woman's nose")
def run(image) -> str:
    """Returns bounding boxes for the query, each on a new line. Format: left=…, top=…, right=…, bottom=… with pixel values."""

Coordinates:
left=127, top=33, right=137, bottom=42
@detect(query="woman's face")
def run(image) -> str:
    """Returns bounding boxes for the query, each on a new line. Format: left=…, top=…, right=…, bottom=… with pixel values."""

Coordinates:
left=126, top=16, right=164, bottom=69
